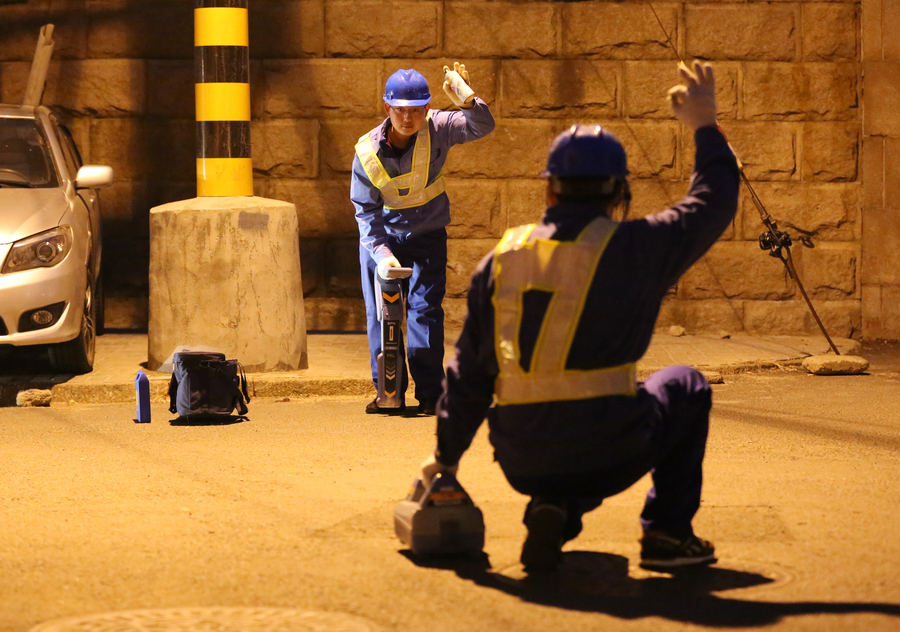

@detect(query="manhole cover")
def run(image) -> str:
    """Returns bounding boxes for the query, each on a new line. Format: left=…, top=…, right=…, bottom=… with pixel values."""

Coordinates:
left=30, top=608, right=381, bottom=632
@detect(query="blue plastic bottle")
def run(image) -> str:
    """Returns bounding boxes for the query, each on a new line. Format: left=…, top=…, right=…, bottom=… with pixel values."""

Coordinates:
left=135, top=370, right=151, bottom=423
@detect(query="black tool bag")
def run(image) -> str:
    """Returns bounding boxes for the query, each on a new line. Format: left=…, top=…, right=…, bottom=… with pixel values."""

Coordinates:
left=168, top=351, right=249, bottom=418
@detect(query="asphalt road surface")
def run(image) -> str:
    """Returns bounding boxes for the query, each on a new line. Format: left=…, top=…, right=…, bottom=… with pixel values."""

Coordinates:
left=1, top=343, right=899, bottom=632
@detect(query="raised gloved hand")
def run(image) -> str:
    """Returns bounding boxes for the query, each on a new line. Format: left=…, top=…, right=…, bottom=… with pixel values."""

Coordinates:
left=420, top=453, right=458, bottom=484
left=667, top=60, right=717, bottom=131
left=376, top=255, right=402, bottom=280
left=443, top=61, right=475, bottom=109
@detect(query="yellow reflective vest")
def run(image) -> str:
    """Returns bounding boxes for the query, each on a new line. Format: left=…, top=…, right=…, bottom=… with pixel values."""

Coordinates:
left=492, top=216, right=638, bottom=405
left=354, top=112, right=446, bottom=210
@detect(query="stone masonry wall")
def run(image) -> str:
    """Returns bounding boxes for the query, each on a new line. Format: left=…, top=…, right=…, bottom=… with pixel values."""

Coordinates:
left=0, top=0, right=872, bottom=338
left=861, top=0, right=900, bottom=339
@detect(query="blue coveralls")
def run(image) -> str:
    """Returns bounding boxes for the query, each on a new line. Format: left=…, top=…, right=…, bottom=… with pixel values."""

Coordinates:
left=351, top=99, right=495, bottom=403
left=435, top=126, right=740, bottom=539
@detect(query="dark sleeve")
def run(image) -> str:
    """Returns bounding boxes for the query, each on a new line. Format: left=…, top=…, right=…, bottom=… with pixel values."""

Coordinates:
left=439, top=98, right=496, bottom=147
left=641, top=126, right=741, bottom=289
left=435, top=252, right=498, bottom=467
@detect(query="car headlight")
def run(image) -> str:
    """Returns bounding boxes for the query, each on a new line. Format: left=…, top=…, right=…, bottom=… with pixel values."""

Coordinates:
left=2, top=226, right=73, bottom=273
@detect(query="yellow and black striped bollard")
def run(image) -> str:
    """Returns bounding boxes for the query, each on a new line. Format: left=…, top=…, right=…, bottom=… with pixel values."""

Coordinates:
left=194, top=0, right=252, bottom=196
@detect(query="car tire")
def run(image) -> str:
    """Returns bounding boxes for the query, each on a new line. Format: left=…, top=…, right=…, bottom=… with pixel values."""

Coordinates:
left=48, top=271, right=96, bottom=374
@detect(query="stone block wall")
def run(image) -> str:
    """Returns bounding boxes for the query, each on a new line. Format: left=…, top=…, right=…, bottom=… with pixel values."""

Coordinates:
left=0, top=0, right=877, bottom=338
left=861, top=0, right=900, bottom=339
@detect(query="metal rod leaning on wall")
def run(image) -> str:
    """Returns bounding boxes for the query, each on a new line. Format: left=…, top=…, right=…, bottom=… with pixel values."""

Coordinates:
left=648, top=4, right=841, bottom=355
left=194, top=0, right=253, bottom=197
left=23, top=24, right=54, bottom=106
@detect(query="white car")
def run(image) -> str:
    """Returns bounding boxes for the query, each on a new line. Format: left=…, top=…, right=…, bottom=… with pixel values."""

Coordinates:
left=0, top=104, right=112, bottom=374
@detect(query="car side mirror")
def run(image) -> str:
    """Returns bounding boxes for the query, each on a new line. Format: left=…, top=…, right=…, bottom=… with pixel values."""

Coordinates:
left=75, top=165, right=113, bottom=188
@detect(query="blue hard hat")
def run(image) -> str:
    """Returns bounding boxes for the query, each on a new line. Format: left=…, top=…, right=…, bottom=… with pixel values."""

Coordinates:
left=544, top=124, right=629, bottom=178
left=383, top=69, right=431, bottom=107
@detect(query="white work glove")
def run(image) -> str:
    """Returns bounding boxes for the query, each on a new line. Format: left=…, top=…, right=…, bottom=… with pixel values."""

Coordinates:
left=667, top=60, right=717, bottom=132
left=420, top=454, right=458, bottom=484
left=376, top=256, right=402, bottom=281
left=443, top=61, right=475, bottom=108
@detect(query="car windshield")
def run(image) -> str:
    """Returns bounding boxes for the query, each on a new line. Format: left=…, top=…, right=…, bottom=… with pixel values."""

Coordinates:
left=0, top=118, right=58, bottom=188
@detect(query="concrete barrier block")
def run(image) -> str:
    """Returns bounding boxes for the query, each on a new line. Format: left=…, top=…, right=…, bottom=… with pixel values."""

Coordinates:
left=740, top=182, right=860, bottom=242
left=252, top=119, right=319, bottom=179
left=680, top=242, right=794, bottom=300
left=562, top=2, right=678, bottom=60
left=251, top=0, right=325, bottom=58
left=744, top=62, right=858, bottom=121
left=87, top=0, right=192, bottom=59
left=686, top=5, right=799, bottom=61
left=149, top=197, right=308, bottom=372
left=801, top=122, right=858, bottom=182
left=263, top=59, right=381, bottom=118
left=446, top=120, right=562, bottom=179
left=445, top=1, right=557, bottom=58
left=326, top=0, right=440, bottom=57
left=445, top=179, right=502, bottom=239
left=447, top=238, right=499, bottom=297
left=721, top=122, right=798, bottom=181
left=802, top=4, right=858, bottom=62
left=269, top=178, right=358, bottom=238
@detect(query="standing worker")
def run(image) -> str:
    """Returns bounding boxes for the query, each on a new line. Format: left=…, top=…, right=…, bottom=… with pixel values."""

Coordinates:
left=418, top=61, right=740, bottom=572
left=352, top=64, right=495, bottom=415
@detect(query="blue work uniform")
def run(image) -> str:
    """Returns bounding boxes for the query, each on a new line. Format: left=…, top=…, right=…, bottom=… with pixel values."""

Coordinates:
left=351, top=99, right=495, bottom=402
left=435, top=126, right=740, bottom=539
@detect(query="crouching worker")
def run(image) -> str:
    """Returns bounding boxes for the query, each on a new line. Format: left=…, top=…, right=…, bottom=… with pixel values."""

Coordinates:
left=351, top=64, right=495, bottom=416
left=418, top=61, right=739, bottom=572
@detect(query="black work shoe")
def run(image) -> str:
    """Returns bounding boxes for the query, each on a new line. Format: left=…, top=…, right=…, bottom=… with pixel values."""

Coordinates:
left=639, top=532, right=717, bottom=569
left=365, top=398, right=405, bottom=415
left=520, top=502, right=567, bottom=573
left=416, top=397, right=438, bottom=416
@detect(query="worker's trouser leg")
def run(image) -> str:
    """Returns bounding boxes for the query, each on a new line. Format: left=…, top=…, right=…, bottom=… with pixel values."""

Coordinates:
left=506, top=365, right=711, bottom=541
left=359, top=229, right=447, bottom=401
left=638, top=365, right=711, bottom=538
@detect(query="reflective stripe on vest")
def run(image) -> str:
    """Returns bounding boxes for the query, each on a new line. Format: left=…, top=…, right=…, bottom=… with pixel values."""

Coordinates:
left=354, top=112, right=446, bottom=210
left=492, top=216, right=637, bottom=405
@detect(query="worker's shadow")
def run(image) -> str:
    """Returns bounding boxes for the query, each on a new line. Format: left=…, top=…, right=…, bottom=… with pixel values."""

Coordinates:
left=168, top=414, right=247, bottom=426
left=402, top=550, right=900, bottom=627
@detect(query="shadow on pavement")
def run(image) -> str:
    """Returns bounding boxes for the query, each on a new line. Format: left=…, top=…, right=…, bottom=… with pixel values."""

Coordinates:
left=168, top=415, right=248, bottom=427
left=403, top=550, right=900, bottom=627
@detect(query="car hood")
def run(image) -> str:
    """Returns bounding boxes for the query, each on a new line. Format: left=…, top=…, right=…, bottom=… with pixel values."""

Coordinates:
left=0, top=188, right=69, bottom=245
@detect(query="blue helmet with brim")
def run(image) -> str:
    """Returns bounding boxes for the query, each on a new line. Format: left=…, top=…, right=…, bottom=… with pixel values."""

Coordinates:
left=544, top=124, right=629, bottom=178
left=384, top=69, right=432, bottom=107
